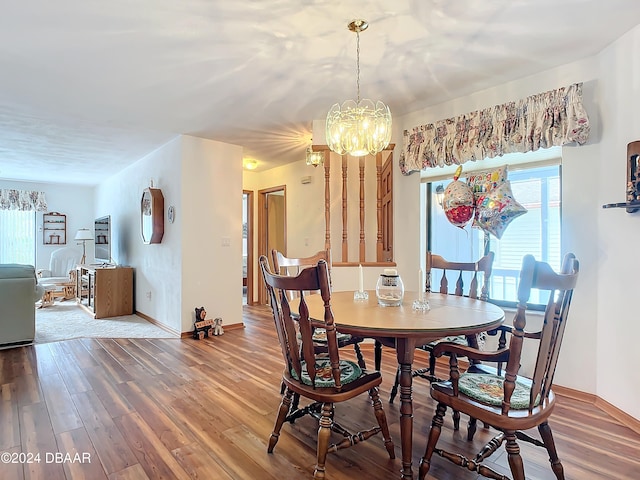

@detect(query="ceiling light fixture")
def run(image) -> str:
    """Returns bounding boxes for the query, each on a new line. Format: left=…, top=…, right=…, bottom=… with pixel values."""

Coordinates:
left=306, top=146, right=324, bottom=167
left=244, top=158, right=258, bottom=170
left=326, top=19, right=392, bottom=157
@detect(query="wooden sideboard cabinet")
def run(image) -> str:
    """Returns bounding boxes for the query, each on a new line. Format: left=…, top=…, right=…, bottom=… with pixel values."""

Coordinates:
left=75, top=265, right=134, bottom=319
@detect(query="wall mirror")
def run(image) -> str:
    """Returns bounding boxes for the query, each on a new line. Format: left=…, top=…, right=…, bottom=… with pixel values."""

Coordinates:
left=141, top=187, right=164, bottom=244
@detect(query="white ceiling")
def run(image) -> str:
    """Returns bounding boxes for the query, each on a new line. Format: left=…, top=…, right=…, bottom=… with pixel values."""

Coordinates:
left=1, top=1, right=639, bottom=186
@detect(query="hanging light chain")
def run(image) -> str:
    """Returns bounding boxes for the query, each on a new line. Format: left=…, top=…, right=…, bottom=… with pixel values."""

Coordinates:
left=348, top=19, right=367, bottom=104
left=355, top=28, right=361, bottom=103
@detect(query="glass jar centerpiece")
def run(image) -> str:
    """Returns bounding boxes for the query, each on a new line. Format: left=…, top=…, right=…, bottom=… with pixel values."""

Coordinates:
left=376, top=269, right=404, bottom=307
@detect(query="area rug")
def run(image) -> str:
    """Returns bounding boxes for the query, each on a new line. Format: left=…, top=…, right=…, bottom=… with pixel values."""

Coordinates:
left=35, top=302, right=177, bottom=344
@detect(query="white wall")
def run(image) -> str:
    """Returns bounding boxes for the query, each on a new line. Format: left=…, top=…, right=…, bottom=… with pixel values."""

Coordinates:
left=594, top=25, right=640, bottom=420
left=0, top=179, right=94, bottom=268
left=96, top=137, right=183, bottom=332
left=96, top=134, right=244, bottom=334
left=181, top=136, right=244, bottom=333
left=249, top=158, right=327, bottom=255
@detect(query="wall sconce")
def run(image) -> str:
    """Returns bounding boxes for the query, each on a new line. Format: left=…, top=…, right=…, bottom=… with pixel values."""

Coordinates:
left=435, top=184, right=445, bottom=207
left=306, top=146, right=324, bottom=167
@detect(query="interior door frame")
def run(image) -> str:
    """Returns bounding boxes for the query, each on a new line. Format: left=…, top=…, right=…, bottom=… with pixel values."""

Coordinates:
left=243, top=190, right=254, bottom=305
left=258, top=185, right=287, bottom=305
left=381, top=154, right=394, bottom=262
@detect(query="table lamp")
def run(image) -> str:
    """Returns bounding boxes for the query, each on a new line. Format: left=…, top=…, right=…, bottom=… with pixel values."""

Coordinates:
left=74, top=228, right=93, bottom=264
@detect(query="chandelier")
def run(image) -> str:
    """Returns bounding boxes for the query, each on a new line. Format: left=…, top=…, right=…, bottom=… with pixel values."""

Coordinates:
left=306, top=146, right=324, bottom=167
left=326, top=19, right=392, bottom=157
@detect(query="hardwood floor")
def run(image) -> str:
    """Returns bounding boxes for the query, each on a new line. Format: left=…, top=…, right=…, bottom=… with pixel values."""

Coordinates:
left=1, top=305, right=639, bottom=479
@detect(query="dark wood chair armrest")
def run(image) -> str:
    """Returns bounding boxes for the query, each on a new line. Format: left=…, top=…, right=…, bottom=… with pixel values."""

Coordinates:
left=431, top=342, right=510, bottom=364
left=488, top=324, right=542, bottom=339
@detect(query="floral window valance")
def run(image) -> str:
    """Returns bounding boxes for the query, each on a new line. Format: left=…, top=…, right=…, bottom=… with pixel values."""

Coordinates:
left=0, top=189, right=48, bottom=211
left=399, top=83, right=590, bottom=175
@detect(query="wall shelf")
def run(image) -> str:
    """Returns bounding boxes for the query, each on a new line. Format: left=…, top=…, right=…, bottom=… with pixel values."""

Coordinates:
left=603, top=141, right=640, bottom=213
left=602, top=201, right=640, bottom=213
left=42, top=212, right=67, bottom=244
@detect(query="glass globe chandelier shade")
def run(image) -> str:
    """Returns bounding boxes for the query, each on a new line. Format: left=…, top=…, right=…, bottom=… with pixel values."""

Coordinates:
left=326, top=98, right=392, bottom=156
left=326, top=19, right=392, bottom=157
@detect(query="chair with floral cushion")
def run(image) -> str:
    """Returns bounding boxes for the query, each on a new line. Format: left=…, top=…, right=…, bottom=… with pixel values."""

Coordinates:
left=271, top=249, right=367, bottom=369
left=418, top=253, right=579, bottom=480
left=259, top=255, right=395, bottom=479
left=387, top=252, right=494, bottom=415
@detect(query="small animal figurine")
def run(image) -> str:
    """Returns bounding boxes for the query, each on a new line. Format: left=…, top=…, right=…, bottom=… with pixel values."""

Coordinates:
left=213, top=317, right=224, bottom=336
left=193, top=306, right=214, bottom=339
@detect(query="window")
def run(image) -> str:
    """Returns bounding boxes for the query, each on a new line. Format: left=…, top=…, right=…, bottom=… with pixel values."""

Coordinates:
left=0, top=210, right=36, bottom=264
left=426, top=162, right=561, bottom=308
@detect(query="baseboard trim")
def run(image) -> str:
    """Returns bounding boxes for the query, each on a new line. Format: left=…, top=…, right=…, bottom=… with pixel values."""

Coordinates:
left=180, top=322, right=245, bottom=339
left=0, top=340, right=33, bottom=350
left=553, top=384, right=640, bottom=435
left=134, top=312, right=247, bottom=339
left=135, top=311, right=181, bottom=337
left=551, top=384, right=596, bottom=403
left=593, top=396, right=640, bottom=435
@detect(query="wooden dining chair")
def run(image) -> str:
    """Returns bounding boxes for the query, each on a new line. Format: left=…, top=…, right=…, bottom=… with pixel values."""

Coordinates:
left=418, top=253, right=579, bottom=480
left=388, top=251, right=495, bottom=412
left=259, top=255, right=395, bottom=479
left=272, top=249, right=367, bottom=369
left=272, top=249, right=334, bottom=298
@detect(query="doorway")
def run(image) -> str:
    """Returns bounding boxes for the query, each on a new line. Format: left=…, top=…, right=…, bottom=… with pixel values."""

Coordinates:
left=243, top=190, right=254, bottom=305
left=381, top=154, right=394, bottom=262
left=258, top=185, right=286, bottom=304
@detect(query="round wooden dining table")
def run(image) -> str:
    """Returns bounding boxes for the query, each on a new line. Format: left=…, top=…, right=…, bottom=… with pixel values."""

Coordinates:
left=296, top=290, right=505, bottom=479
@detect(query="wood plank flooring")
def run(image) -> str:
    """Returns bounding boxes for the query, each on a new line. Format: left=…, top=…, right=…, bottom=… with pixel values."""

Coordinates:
left=1, top=305, right=639, bottom=479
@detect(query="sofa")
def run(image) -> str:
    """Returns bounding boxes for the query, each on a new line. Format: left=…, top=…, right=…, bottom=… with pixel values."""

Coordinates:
left=0, top=264, right=44, bottom=348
